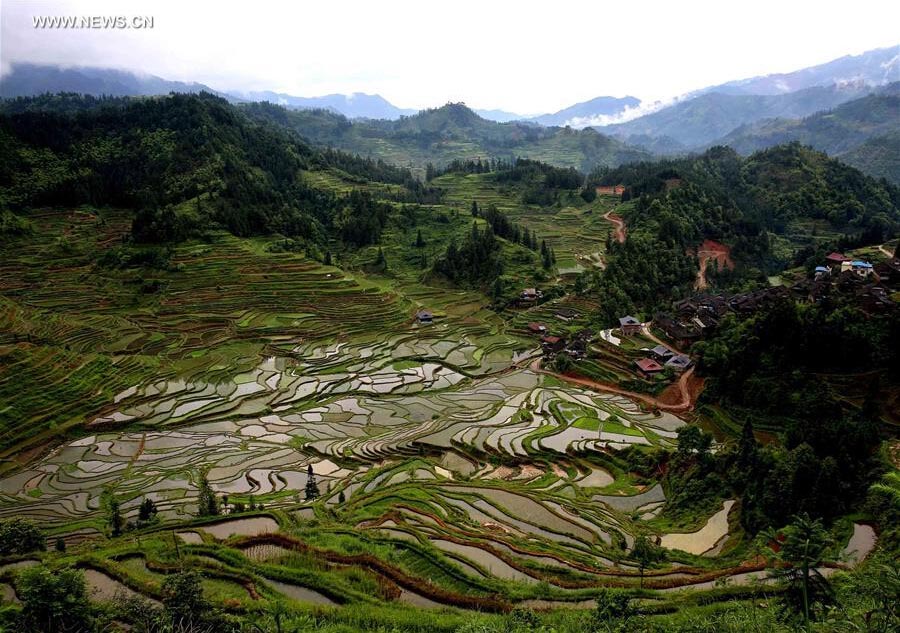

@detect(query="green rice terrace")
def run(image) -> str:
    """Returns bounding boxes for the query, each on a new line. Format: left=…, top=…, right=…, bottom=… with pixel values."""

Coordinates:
left=0, top=94, right=897, bottom=633
left=0, top=202, right=888, bottom=632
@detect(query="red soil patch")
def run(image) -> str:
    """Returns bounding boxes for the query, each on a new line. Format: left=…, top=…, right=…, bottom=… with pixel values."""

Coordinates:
left=691, top=239, right=734, bottom=290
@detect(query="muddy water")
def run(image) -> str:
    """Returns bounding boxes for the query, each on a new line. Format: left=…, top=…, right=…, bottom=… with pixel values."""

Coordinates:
left=265, top=578, right=335, bottom=605
left=660, top=500, right=734, bottom=555
left=176, top=531, right=204, bottom=544
left=83, top=569, right=150, bottom=603
left=201, top=517, right=278, bottom=539
left=398, top=588, right=445, bottom=608
left=432, top=539, right=538, bottom=584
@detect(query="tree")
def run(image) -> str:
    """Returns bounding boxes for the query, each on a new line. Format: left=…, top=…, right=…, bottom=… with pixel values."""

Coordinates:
left=161, top=570, right=208, bottom=628
left=305, top=464, right=320, bottom=501
left=0, top=518, right=46, bottom=555
left=54, top=538, right=66, bottom=553
left=736, top=419, right=758, bottom=474
left=471, top=200, right=479, bottom=217
left=415, top=229, right=425, bottom=247
left=375, top=247, right=387, bottom=270
left=766, top=513, right=834, bottom=626
left=592, top=589, right=634, bottom=631
left=101, top=487, right=124, bottom=537
left=17, top=566, right=93, bottom=633
left=137, top=497, right=158, bottom=525
left=338, top=490, right=346, bottom=504
left=630, top=535, right=664, bottom=589
left=197, top=470, right=219, bottom=517
left=675, top=425, right=712, bottom=457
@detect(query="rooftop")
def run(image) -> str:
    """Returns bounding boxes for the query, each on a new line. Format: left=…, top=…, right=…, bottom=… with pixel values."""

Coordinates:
left=635, top=358, right=664, bottom=372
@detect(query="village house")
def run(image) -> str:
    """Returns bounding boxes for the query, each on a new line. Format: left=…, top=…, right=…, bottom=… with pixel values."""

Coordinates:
left=416, top=310, right=433, bottom=324
left=850, top=260, right=874, bottom=277
left=635, top=357, right=664, bottom=376
left=541, top=335, right=566, bottom=355
left=520, top=288, right=543, bottom=302
left=666, top=354, right=692, bottom=372
left=565, top=337, right=587, bottom=359
left=650, top=344, right=674, bottom=362
left=814, top=265, right=829, bottom=279
left=596, top=185, right=625, bottom=196
left=527, top=322, right=547, bottom=335
left=554, top=307, right=579, bottom=322
left=653, top=312, right=703, bottom=348
left=574, top=328, right=595, bottom=342
left=826, top=252, right=848, bottom=270
left=618, top=315, right=642, bottom=336
left=874, top=258, right=900, bottom=289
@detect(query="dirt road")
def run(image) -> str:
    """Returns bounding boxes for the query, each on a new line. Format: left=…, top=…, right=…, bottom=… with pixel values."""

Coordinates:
left=603, top=211, right=626, bottom=244
left=692, top=240, right=733, bottom=290
left=532, top=357, right=699, bottom=412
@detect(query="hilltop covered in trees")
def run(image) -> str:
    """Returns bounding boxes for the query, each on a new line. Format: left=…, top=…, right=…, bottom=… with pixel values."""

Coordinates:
left=0, top=93, right=438, bottom=249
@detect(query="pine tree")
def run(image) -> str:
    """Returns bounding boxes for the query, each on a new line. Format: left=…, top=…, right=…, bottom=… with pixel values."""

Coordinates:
left=324, top=251, right=332, bottom=266
left=415, top=229, right=425, bottom=247
left=305, top=464, right=320, bottom=501
left=338, top=490, right=346, bottom=504
left=197, top=470, right=219, bottom=516
left=55, top=537, right=66, bottom=553
left=375, top=247, right=387, bottom=270
left=101, top=488, right=123, bottom=537
left=138, top=497, right=158, bottom=524
left=471, top=200, right=479, bottom=217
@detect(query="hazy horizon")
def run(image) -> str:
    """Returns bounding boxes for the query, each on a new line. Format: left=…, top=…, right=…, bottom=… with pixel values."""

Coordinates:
left=1, top=0, right=899, bottom=115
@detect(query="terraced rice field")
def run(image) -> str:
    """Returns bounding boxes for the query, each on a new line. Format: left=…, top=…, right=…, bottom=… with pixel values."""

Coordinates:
left=0, top=208, right=852, bottom=614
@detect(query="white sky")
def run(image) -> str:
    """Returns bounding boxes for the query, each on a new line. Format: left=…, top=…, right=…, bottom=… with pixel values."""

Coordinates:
left=1, top=0, right=898, bottom=114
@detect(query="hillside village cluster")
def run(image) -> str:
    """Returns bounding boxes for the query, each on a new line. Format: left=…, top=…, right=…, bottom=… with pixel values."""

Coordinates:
left=507, top=248, right=899, bottom=383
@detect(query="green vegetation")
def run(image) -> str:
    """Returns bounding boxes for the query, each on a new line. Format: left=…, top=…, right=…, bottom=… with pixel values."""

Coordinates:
left=243, top=101, right=651, bottom=175
left=0, top=92, right=896, bottom=633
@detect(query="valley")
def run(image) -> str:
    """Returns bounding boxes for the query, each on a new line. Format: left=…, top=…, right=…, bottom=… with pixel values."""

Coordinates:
left=0, top=59, right=897, bottom=632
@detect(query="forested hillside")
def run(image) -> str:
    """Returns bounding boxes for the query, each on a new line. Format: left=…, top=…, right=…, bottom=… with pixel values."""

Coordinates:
left=599, top=83, right=874, bottom=149
left=713, top=84, right=900, bottom=181
left=0, top=93, right=437, bottom=249
left=242, top=101, right=651, bottom=173
left=581, top=144, right=900, bottom=321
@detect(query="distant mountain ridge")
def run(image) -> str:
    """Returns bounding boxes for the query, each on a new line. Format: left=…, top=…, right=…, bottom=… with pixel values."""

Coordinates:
left=703, top=45, right=899, bottom=96
left=529, top=95, right=641, bottom=127
left=241, top=101, right=652, bottom=173
left=710, top=83, right=900, bottom=183
left=599, top=82, right=877, bottom=150
left=234, top=90, right=418, bottom=119
left=0, top=63, right=236, bottom=101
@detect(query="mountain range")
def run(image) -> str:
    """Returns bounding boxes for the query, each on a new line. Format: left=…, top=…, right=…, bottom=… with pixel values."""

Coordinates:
left=240, top=101, right=651, bottom=174
left=1, top=45, right=897, bottom=181
left=0, top=63, right=235, bottom=102
left=599, top=82, right=877, bottom=150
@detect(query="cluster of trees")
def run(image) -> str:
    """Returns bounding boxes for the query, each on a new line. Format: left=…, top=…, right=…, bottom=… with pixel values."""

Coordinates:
left=0, top=93, right=438, bottom=252
left=688, top=296, right=896, bottom=532
left=593, top=144, right=900, bottom=272
left=433, top=222, right=503, bottom=286
left=476, top=202, right=541, bottom=251
left=588, top=234, right=697, bottom=325
left=335, top=190, right=392, bottom=247
left=426, top=157, right=517, bottom=179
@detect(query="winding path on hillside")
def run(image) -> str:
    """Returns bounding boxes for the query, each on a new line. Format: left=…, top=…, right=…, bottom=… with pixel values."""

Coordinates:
left=603, top=211, right=626, bottom=244
left=692, top=240, right=733, bottom=291
left=531, top=358, right=698, bottom=412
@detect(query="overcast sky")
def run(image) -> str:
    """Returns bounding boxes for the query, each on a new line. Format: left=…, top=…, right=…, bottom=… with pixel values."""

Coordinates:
left=2, top=0, right=898, bottom=114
